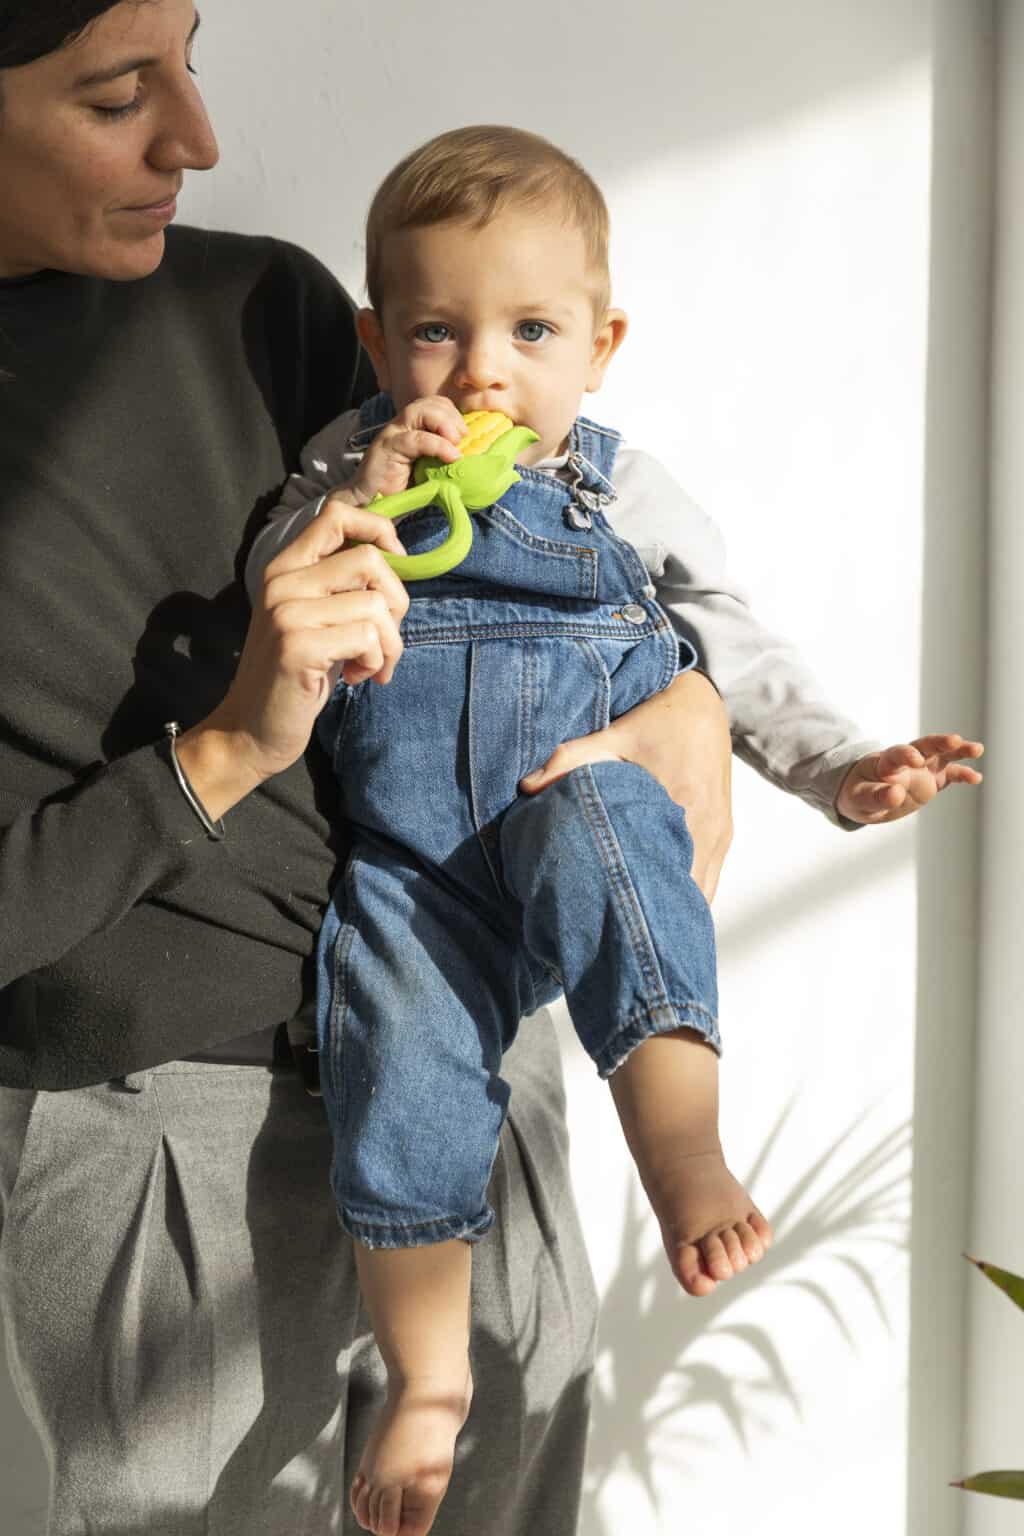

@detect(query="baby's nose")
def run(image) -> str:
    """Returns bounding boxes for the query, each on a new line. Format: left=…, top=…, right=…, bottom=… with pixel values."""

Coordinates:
left=457, top=343, right=507, bottom=391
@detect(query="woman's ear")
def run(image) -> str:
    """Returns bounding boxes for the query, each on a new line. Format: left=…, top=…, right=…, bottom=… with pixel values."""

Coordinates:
left=587, top=308, right=628, bottom=393
left=356, top=309, right=390, bottom=390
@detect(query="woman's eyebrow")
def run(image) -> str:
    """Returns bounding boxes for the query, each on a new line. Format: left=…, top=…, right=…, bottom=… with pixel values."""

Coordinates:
left=72, top=11, right=201, bottom=89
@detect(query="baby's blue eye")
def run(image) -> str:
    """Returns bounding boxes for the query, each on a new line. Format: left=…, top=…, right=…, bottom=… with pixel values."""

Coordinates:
left=417, top=323, right=452, bottom=344
left=516, top=321, right=550, bottom=343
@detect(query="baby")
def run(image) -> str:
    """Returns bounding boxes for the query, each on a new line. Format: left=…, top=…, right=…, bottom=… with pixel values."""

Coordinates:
left=247, top=125, right=982, bottom=1536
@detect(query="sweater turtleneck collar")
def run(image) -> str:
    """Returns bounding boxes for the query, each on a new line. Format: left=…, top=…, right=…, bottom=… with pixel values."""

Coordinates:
left=0, top=263, right=107, bottom=343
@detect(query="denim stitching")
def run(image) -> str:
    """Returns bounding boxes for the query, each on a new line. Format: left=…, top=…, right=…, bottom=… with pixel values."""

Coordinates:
left=574, top=766, right=673, bottom=1012
left=327, top=849, right=362, bottom=1138
left=576, top=638, right=613, bottom=732
left=595, top=1000, right=722, bottom=1079
left=402, top=617, right=670, bottom=644
left=521, top=640, right=536, bottom=789
left=468, top=643, right=507, bottom=900
left=481, top=507, right=599, bottom=592
left=342, top=1206, right=495, bottom=1246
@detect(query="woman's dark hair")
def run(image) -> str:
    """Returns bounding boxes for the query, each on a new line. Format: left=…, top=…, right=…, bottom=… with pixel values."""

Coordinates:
left=0, top=2, right=137, bottom=71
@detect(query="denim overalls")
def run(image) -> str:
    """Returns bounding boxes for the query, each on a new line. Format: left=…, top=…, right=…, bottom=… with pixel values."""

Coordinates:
left=316, top=393, right=719, bottom=1248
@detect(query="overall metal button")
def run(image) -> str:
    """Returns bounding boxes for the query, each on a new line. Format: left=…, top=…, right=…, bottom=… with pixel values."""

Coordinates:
left=621, top=603, right=647, bottom=624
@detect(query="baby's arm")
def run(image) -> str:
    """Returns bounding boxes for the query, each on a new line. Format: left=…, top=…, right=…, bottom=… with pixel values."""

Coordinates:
left=610, top=449, right=982, bottom=826
left=244, top=397, right=465, bottom=604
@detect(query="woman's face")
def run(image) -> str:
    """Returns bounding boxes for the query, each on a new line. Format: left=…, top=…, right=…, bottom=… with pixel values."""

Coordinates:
left=0, top=0, right=218, bottom=280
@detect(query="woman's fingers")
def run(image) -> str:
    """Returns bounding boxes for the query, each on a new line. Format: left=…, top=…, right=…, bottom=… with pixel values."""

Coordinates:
left=519, top=739, right=620, bottom=792
left=266, top=501, right=408, bottom=575
left=267, top=589, right=405, bottom=686
left=518, top=671, right=734, bottom=903
left=265, top=529, right=409, bottom=630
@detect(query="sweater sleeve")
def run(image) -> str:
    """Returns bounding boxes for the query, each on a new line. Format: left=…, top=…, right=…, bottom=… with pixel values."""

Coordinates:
left=0, top=742, right=227, bottom=988
left=610, top=447, right=880, bottom=826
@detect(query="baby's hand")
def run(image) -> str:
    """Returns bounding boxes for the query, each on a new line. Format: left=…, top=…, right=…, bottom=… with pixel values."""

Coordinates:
left=836, top=733, right=984, bottom=824
left=341, top=397, right=465, bottom=506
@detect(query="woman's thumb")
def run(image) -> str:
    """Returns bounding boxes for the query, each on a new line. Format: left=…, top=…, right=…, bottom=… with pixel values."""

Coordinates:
left=520, top=740, right=620, bottom=794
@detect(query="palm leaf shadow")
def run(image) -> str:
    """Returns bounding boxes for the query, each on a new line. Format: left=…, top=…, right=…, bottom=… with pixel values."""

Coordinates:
left=580, top=1105, right=912, bottom=1533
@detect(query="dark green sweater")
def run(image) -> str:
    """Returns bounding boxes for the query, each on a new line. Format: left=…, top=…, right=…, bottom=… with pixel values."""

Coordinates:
left=0, top=226, right=370, bottom=1089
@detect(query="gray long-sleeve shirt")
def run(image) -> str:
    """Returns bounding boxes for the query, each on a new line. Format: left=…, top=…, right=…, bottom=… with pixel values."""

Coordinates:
left=247, top=410, right=879, bottom=826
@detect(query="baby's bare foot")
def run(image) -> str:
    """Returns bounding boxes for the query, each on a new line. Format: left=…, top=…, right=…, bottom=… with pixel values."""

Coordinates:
left=608, top=1028, right=773, bottom=1297
left=349, top=1372, right=473, bottom=1536
left=644, top=1145, right=773, bottom=1297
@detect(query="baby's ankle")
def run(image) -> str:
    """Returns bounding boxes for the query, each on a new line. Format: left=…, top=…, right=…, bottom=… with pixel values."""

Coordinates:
left=385, top=1364, right=473, bottom=1416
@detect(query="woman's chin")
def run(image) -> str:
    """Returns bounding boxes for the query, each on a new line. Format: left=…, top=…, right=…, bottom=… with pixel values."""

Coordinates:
left=99, top=230, right=169, bottom=282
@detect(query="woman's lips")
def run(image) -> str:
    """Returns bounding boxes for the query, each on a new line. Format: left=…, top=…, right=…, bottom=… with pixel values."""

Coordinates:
left=117, top=196, right=178, bottom=225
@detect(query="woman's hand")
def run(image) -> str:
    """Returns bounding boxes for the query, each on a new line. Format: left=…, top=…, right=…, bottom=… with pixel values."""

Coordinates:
left=176, top=501, right=410, bottom=818
left=520, top=670, right=733, bottom=901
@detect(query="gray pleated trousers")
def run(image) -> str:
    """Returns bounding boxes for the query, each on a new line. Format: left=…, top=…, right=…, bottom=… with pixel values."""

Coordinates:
left=0, top=1017, right=597, bottom=1535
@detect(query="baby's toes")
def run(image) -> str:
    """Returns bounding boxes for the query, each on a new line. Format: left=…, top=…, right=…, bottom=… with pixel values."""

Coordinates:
left=749, top=1210, right=774, bottom=1252
left=699, top=1231, right=735, bottom=1283
left=675, top=1241, right=718, bottom=1296
left=732, top=1220, right=765, bottom=1265
left=351, top=1474, right=372, bottom=1531
left=719, top=1226, right=750, bottom=1274
left=374, top=1486, right=402, bottom=1536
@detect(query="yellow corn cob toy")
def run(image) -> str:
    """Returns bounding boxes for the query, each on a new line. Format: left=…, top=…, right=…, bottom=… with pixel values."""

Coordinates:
left=371, top=409, right=540, bottom=581
left=457, top=410, right=517, bottom=457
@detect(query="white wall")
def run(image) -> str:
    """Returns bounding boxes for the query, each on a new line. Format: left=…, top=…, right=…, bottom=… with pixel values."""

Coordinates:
left=185, top=4, right=963, bottom=1532
left=964, top=2, right=1024, bottom=1533
left=2, top=4, right=998, bottom=1534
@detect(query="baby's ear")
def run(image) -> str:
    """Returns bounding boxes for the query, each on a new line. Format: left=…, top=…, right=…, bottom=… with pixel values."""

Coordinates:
left=356, top=309, right=390, bottom=389
left=587, top=308, right=628, bottom=392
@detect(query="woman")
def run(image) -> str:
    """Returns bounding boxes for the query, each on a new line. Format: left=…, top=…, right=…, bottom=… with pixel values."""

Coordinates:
left=0, top=3, right=735, bottom=1532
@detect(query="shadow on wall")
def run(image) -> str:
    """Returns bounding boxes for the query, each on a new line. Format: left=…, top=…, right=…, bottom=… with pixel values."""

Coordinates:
left=315, top=0, right=926, bottom=164
left=192, top=0, right=930, bottom=260
left=583, top=1110, right=911, bottom=1534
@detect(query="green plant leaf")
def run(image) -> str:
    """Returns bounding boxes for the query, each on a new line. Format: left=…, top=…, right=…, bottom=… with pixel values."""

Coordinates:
left=953, top=1471, right=1024, bottom=1501
left=964, top=1255, right=1024, bottom=1313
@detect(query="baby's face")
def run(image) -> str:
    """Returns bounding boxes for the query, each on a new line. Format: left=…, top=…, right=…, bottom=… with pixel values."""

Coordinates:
left=364, top=207, right=624, bottom=465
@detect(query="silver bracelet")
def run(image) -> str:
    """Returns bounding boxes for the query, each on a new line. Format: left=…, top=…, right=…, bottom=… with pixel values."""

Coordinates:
left=163, top=722, right=226, bottom=841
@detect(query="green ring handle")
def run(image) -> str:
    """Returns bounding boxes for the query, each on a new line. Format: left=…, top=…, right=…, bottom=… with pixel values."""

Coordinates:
left=360, top=423, right=540, bottom=582
left=369, top=479, right=475, bottom=582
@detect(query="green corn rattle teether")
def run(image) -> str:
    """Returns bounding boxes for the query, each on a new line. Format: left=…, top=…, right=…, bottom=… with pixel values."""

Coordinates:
left=369, top=410, right=540, bottom=581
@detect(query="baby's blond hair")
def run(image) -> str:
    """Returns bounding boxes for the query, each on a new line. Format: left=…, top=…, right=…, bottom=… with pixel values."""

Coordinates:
left=365, top=125, right=611, bottom=319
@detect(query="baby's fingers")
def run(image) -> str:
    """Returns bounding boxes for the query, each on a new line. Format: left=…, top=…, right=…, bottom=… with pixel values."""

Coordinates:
left=392, top=394, right=467, bottom=443
left=847, top=778, right=908, bottom=816
left=912, top=732, right=985, bottom=762
left=375, top=427, right=462, bottom=468
left=940, top=761, right=984, bottom=787
left=875, top=743, right=924, bottom=778
left=379, top=397, right=467, bottom=466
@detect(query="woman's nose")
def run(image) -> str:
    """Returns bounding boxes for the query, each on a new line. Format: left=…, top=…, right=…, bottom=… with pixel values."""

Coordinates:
left=147, top=74, right=220, bottom=175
